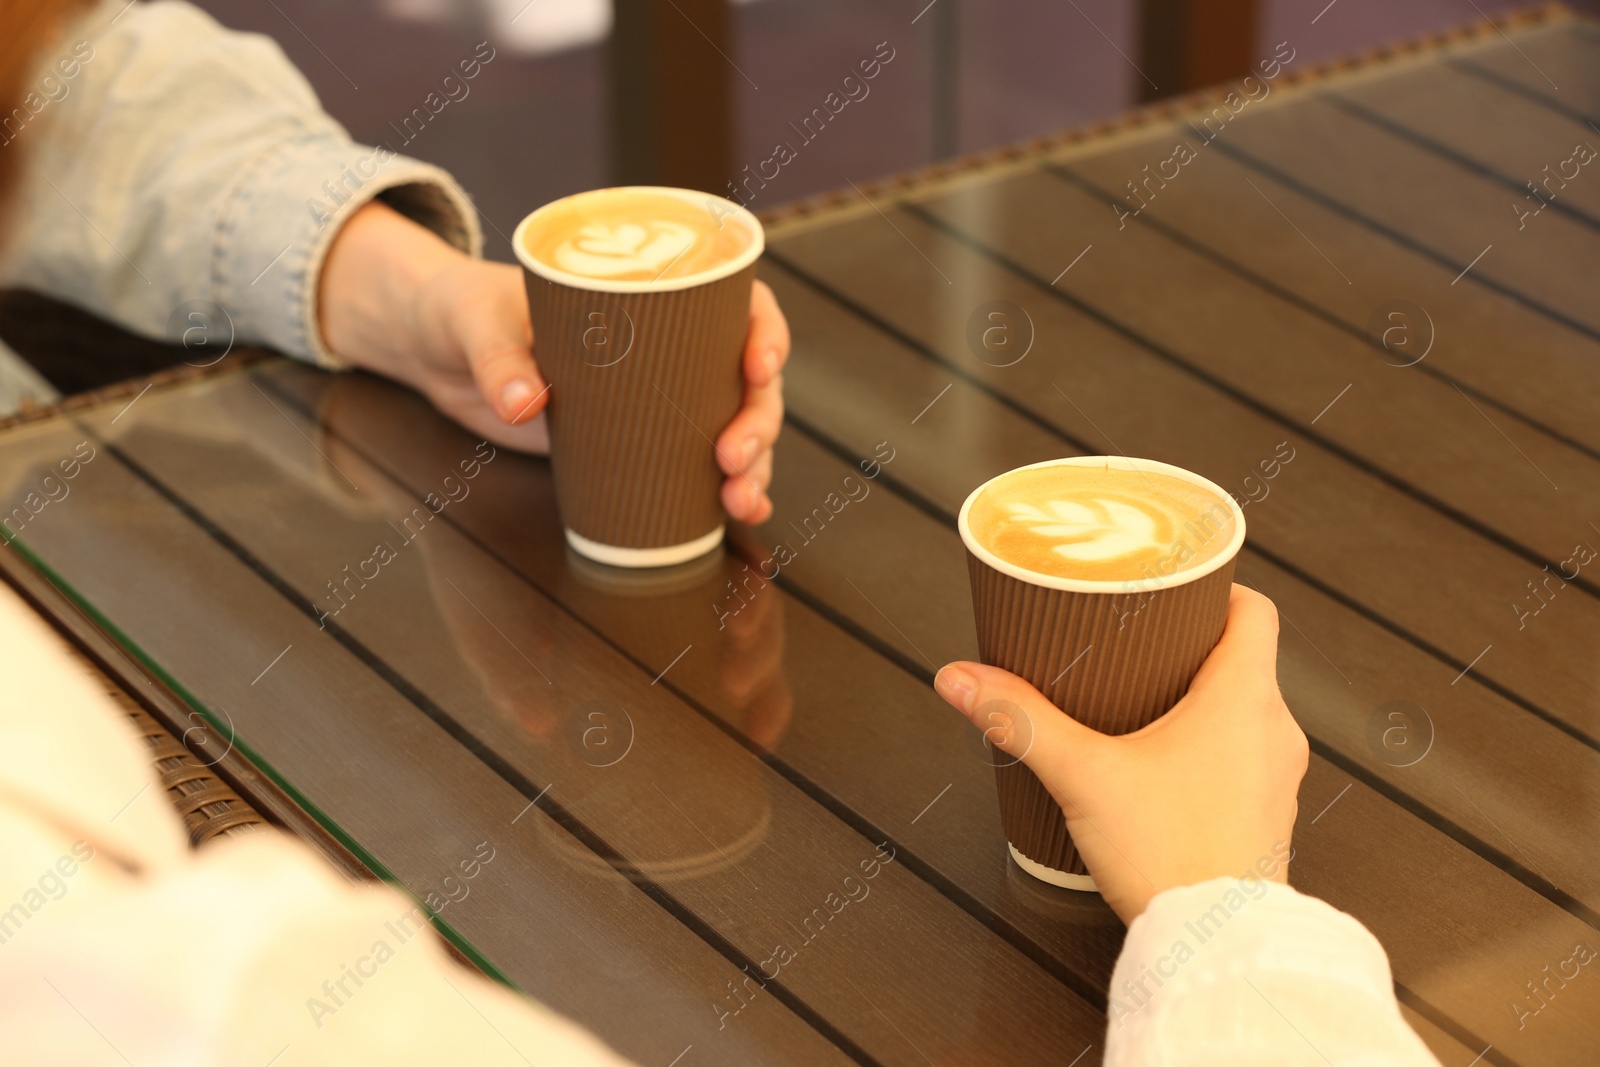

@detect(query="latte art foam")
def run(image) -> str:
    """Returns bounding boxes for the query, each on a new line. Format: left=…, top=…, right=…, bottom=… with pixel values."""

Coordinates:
left=967, top=464, right=1236, bottom=583
left=522, top=189, right=754, bottom=283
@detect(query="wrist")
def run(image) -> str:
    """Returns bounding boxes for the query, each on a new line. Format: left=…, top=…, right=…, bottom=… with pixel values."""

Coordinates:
left=318, top=200, right=471, bottom=381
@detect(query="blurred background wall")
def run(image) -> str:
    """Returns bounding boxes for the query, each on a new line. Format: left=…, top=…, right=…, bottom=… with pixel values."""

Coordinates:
left=193, top=0, right=1532, bottom=263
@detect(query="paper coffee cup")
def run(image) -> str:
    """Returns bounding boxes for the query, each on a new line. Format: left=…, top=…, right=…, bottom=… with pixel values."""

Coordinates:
left=957, top=456, right=1247, bottom=891
left=514, top=187, right=764, bottom=568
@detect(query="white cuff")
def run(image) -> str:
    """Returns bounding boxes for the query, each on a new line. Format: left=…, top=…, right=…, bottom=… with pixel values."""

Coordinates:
left=1106, top=877, right=1439, bottom=1066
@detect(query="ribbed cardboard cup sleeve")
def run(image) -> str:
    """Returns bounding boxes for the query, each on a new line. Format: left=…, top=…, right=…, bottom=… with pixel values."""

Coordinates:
left=521, top=262, right=755, bottom=553
left=966, top=552, right=1236, bottom=879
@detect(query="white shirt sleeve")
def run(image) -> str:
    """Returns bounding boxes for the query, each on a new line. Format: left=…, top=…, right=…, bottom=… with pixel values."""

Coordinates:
left=0, top=582, right=631, bottom=1067
left=1106, top=876, right=1443, bottom=1067
left=0, top=0, right=484, bottom=370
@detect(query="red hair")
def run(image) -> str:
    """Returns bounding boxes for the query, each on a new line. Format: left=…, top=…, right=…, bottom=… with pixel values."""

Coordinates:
left=0, top=0, right=92, bottom=235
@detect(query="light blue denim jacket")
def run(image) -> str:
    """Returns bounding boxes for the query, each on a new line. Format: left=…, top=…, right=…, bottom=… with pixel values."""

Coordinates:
left=0, top=0, right=482, bottom=380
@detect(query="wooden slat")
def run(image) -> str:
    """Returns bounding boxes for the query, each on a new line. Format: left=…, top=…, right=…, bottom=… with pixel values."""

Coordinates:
left=278, top=319, right=1600, bottom=1061
left=83, top=370, right=1108, bottom=1066
left=1216, top=94, right=1600, bottom=336
left=0, top=545, right=378, bottom=882
left=1399, top=1004, right=1482, bottom=1067
left=259, top=352, right=1575, bottom=1062
left=909, top=165, right=1600, bottom=582
left=742, top=421, right=1600, bottom=1063
left=1452, top=21, right=1600, bottom=114
left=0, top=23, right=1589, bottom=1066
left=755, top=262, right=1600, bottom=921
left=0, top=418, right=844, bottom=1067
left=755, top=256, right=1600, bottom=914
left=260, top=361, right=1134, bottom=997
left=766, top=205, right=1600, bottom=751
left=1334, top=61, right=1600, bottom=224
left=746, top=268, right=1600, bottom=1061
left=1059, top=133, right=1600, bottom=456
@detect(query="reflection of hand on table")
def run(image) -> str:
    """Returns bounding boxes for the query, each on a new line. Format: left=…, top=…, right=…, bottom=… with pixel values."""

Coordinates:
left=317, top=376, right=560, bottom=743
left=565, top=545, right=796, bottom=754
left=434, top=570, right=561, bottom=744
left=717, top=577, right=793, bottom=752
left=317, top=200, right=790, bottom=523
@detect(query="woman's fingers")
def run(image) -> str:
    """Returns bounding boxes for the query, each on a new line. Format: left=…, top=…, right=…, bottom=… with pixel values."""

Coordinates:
left=466, top=338, right=548, bottom=425
left=721, top=449, right=773, bottom=523
left=717, top=373, right=783, bottom=477
left=438, top=265, right=783, bottom=504
left=743, top=280, right=791, bottom=387
left=1185, top=584, right=1282, bottom=700
left=933, top=591, right=1306, bottom=924
left=435, top=261, right=547, bottom=425
left=712, top=280, right=789, bottom=522
left=933, top=661, right=1102, bottom=801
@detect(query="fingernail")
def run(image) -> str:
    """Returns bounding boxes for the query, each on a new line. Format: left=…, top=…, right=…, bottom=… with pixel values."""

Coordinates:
left=500, top=379, right=534, bottom=421
left=762, top=347, right=780, bottom=379
left=741, top=436, right=760, bottom=468
left=934, top=665, right=976, bottom=714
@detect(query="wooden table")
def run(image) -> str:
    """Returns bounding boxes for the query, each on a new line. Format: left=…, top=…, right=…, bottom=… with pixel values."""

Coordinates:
left=2, top=9, right=1596, bottom=1064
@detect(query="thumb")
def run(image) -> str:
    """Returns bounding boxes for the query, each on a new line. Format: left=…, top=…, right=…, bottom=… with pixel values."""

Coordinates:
left=934, top=662, right=1103, bottom=803
left=467, top=334, right=549, bottom=426
left=442, top=264, right=548, bottom=426
left=1185, top=584, right=1281, bottom=699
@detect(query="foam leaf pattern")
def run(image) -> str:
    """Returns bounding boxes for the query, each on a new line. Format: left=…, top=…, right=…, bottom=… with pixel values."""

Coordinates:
left=1004, top=497, right=1164, bottom=563
left=555, top=221, right=696, bottom=278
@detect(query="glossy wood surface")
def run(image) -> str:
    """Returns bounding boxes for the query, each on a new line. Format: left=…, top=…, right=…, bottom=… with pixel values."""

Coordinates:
left=2, top=16, right=1596, bottom=1065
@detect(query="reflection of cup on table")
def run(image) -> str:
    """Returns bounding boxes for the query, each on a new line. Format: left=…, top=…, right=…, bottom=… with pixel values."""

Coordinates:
left=564, top=544, right=724, bottom=596
left=958, top=456, right=1246, bottom=891
left=565, top=545, right=794, bottom=753
left=533, top=766, right=771, bottom=887
left=514, top=187, right=764, bottom=568
left=1001, top=849, right=1123, bottom=929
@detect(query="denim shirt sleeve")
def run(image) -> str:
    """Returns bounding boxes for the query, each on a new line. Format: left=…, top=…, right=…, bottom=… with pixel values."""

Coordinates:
left=0, top=0, right=483, bottom=370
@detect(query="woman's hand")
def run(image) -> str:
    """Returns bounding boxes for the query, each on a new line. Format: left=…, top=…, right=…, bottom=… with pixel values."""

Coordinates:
left=933, top=585, right=1309, bottom=923
left=319, top=200, right=787, bottom=523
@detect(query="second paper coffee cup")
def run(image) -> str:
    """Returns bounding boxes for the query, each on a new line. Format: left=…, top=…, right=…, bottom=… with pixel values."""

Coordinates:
left=514, top=186, right=764, bottom=568
left=958, top=455, right=1247, bottom=891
